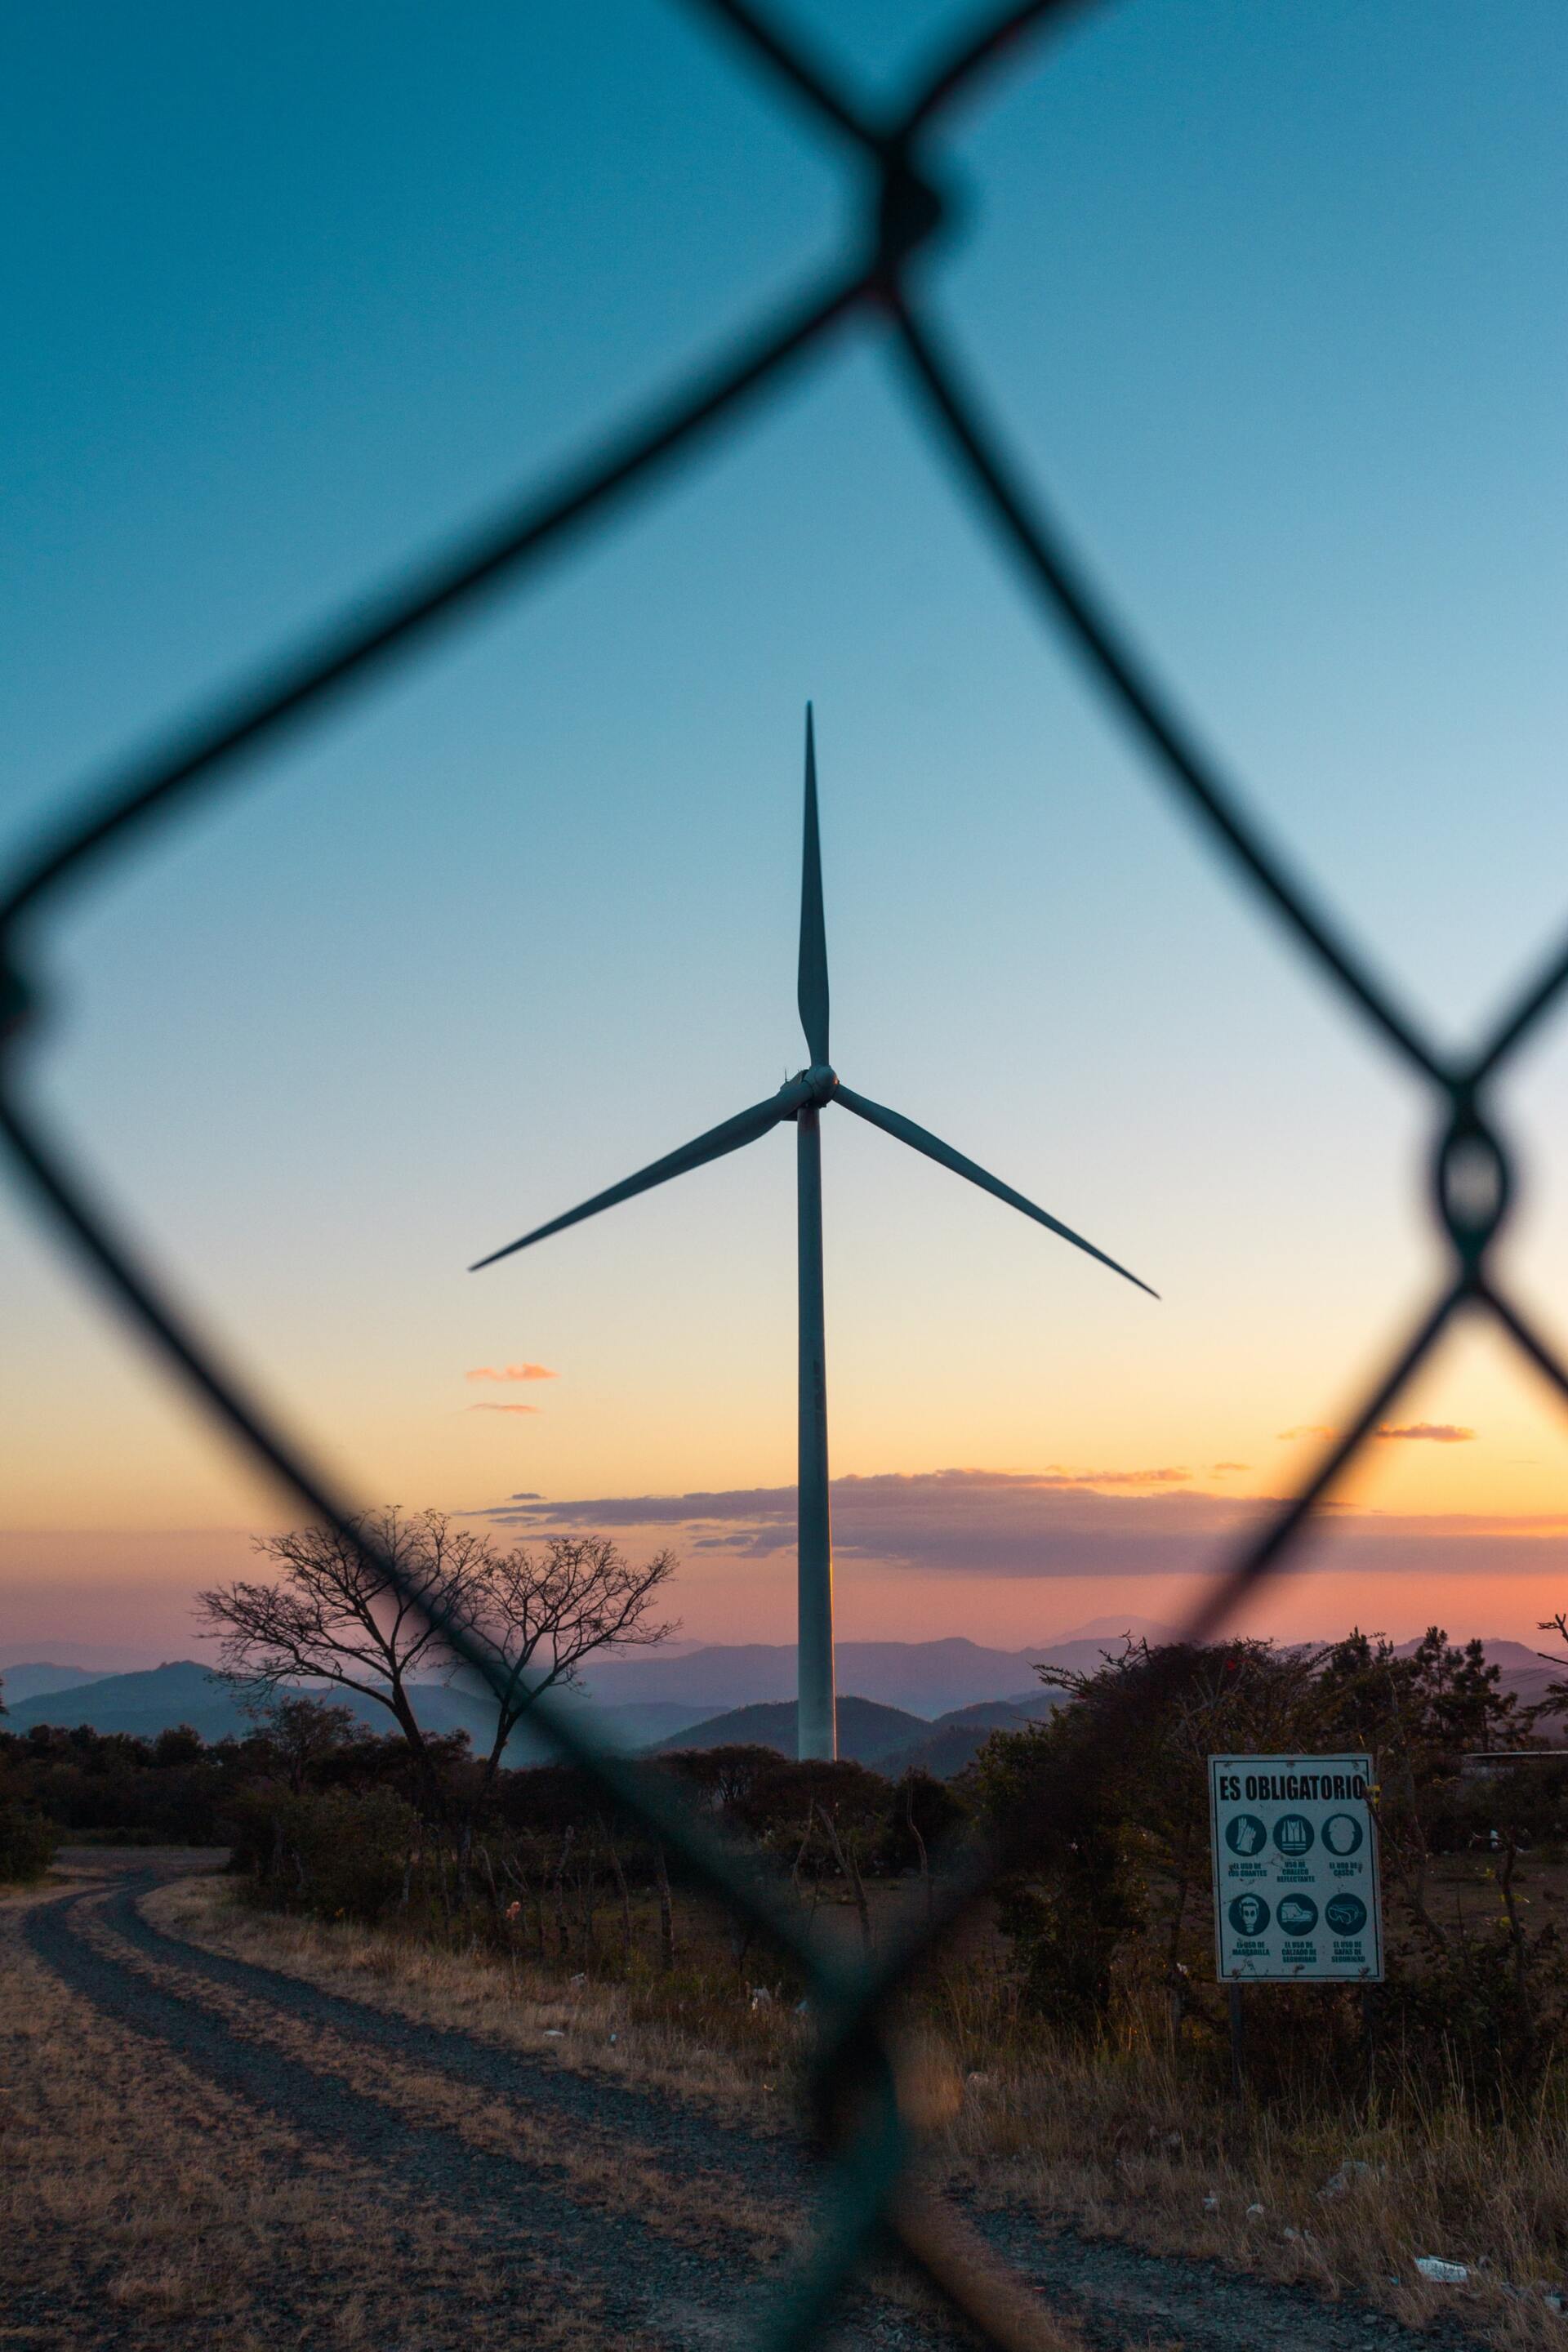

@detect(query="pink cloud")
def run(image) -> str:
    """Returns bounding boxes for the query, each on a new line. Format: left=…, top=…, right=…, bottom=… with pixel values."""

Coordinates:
left=1063, top=1467, right=1190, bottom=1487
left=468, top=1402, right=541, bottom=1417
left=1211, top=1462, right=1250, bottom=1474
left=466, top=1364, right=557, bottom=1383
left=1375, top=1422, right=1476, bottom=1444
left=474, top=1468, right=1568, bottom=1583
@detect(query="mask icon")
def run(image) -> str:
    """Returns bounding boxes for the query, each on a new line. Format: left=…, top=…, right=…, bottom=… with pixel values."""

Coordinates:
left=1228, top=1893, right=1271, bottom=1938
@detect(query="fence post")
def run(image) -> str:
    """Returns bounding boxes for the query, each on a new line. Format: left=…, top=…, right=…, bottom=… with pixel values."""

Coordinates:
left=1228, top=1981, right=1245, bottom=2100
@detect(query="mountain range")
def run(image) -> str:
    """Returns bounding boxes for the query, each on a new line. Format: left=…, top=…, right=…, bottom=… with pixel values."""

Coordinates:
left=0, top=1624, right=1174, bottom=1735
left=0, top=1661, right=109, bottom=1706
left=0, top=1659, right=707, bottom=1758
left=576, top=1629, right=1175, bottom=1717
left=4, top=1631, right=1560, bottom=1782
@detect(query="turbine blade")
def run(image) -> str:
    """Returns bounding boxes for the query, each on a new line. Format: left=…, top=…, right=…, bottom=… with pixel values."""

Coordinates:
left=833, top=1083, right=1158, bottom=1298
left=797, top=703, right=831, bottom=1067
left=470, top=1080, right=808, bottom=1271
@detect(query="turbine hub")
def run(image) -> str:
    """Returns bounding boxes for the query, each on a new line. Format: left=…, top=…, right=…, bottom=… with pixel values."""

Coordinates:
left=803, top=1062, right=838, bottom=1107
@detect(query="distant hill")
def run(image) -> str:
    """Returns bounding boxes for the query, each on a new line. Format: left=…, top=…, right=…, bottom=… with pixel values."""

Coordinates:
left=2, top=1660, right=711, bottom=1758
left=0, top=1628, right=1211, bottom=1734
left=0, top=1662, right=111, bottom=1708
left=654, top=1695, right=931, bottom=1766
left=879, top=1713, right=1029, bottom=1781
left=12, top=1633, right=1555, bottom=1762
left=3, top=1661, right=252, bottom=1742
left=875, top=1694, right=1063, bottom=1780
left=584, top=1634, right=1144, bottom=1720
left=653, top=1688, right=1064, bottom=1776
left=1054, top=1615, right=1181, bottom=1644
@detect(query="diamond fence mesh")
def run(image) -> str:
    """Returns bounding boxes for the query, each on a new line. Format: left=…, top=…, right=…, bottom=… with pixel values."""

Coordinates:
left=2, top=4, right=1565, bottom=2344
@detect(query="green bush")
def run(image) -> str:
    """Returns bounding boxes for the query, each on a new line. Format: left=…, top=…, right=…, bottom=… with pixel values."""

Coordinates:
left=969, top=1630, right=1568, bottom=2098
left=231, top=1785, right=420, bottom=1921
left=0, top=1800, right=58, bottom=1883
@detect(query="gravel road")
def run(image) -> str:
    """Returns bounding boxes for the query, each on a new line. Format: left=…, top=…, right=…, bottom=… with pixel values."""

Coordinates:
left=19, top=1859, right=1486, bottom=2352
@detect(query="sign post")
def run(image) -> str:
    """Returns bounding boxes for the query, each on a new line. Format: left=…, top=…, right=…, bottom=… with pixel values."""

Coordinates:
left=1209, top=1755, right=1383, bottom=1983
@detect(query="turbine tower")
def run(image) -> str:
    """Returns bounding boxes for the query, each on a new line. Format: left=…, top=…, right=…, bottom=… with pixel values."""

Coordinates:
left=471, top=709, right=1155, bottom=1761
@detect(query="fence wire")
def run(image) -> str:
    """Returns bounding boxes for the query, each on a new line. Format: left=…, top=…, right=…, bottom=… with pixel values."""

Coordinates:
left=3, top=3, right=1565, bottom=2344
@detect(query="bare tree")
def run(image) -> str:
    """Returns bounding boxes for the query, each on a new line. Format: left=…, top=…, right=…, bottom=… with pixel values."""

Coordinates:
left=449, top=1534, right=679, bottom=1803
left=198, top=1508, right=480, bottom=1810
left=198, top=1509, right=679, bottom=1820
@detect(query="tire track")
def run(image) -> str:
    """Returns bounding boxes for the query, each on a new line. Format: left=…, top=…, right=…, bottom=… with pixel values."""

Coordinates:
left=116, top=1869, right=805, bottom=2207
left=75, top=1904, right=791, bottom=2265
left=127, top=1875, right=1489, bottom=2351
left=25, top=1881, right=811, bottom=2351
left=29, top=1864, right=1491, bottom=2352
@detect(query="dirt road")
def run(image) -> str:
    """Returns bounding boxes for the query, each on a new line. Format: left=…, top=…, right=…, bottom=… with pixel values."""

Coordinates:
left=3, top=1857, right=1480, bottom=2351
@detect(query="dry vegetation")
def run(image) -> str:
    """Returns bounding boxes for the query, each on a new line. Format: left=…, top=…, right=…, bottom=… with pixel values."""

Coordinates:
left=19, top=1617, right=1567, bottom=2349
left=146, top=1869, right=814, bottom=2118
left=152, top=1869, right=1568, bottom=2350
left=11, top=1859, right=1073, bottom=2352
left=925, top=1970, right=1568, bottom=2347
left=100, top=1891, right=793, bottom=2265
left=0, top=1869, right=653, bottom=2352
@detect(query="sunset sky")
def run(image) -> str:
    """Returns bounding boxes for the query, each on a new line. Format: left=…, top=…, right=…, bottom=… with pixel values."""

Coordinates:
left=4, top=2, right=1568, bottom=1667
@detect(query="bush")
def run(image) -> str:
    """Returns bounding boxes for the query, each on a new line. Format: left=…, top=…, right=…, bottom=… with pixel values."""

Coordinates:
left=969, top=1631, right=1568, bottom=2099
left=231, top=1786, right=421, bottom=1921
left=0, top=1800, right=58, bottom=1883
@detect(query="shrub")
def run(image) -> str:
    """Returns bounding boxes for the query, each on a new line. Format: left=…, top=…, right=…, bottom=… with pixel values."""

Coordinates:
left=231, top=1786, right=420, bottom=1921
left=0, top=1800, right=58, bottom=1883
left=969, top=1631, right=1568, bottom=2098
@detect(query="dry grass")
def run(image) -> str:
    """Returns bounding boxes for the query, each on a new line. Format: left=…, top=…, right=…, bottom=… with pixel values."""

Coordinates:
left=920, top=1961, right=1568, bottom=2350
left=97, top=1898, right=792, bottom=2261
left=147, top=1870, right=815, bottom=2119
left=0, top=1874, right=657, bottom=2351
left=154, top=1872, right=1568, bottom=2350
left=143, top=1874, right=1088, bottom=2350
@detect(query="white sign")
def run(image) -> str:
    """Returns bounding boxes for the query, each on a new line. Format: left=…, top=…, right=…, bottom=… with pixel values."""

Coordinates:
left=1209, top=1754, right=1383, bottom=1982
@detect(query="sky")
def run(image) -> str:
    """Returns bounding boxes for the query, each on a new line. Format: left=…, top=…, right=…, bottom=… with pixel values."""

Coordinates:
left=3, top=1, right=1568, bottom=1666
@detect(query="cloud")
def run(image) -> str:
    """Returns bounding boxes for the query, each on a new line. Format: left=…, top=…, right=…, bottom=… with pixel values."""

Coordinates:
left=1277, top=1426, right=1336, bottom=1442
left=1211, top=1462, right=1250, bottom=1474
left=466, top=1364, right=557, bottom=1383
left=468, top=1402, right=541, bottom=1416
left=470, top=1464, right=1568, bottom=1582
left=476, top=1467, right=1250, bottom=1575
left=1056, top=1466, right=1191, bottom=1487
left=1375, top=1422, right=1476, bottom=1444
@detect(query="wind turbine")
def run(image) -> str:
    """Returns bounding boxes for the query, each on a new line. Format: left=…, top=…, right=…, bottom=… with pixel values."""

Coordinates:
left=471, top=709, right=1156, bottom=1761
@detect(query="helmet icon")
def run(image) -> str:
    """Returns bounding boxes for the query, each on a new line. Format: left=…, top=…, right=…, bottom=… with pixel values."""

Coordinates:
left=1273, top=1814, right=1314, bottom=1856
left=1322, top=1812, right=1364, bottom=1856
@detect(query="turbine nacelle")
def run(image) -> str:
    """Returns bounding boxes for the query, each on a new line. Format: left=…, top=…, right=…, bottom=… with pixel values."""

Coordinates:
left=471, top=711, right=1158, bottom=1287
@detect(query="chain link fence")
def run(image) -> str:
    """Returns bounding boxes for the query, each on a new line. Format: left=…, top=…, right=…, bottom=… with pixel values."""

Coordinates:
left=2, top=4, right=1563, bottom=2343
